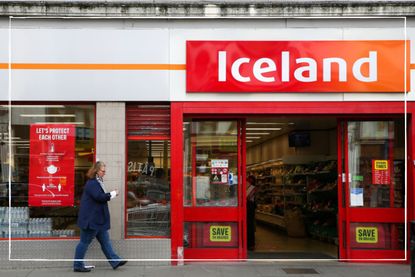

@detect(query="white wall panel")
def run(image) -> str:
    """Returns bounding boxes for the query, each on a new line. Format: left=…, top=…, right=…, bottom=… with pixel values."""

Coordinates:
left=0, top=70, right=7, bottom=100
left=0, top=29, right=8, bottom=61
left=410, top=70, right=415, bottom=101
left=405, top=28, right=415, bottom=101
left=10, top=70, right=169, bottom=101
left=342, top=27, right=406, bottom=40
left=408, top=28, right=415, bottom=64
left=10, top=28, right=169, bottom=63
left=0, top=27, right=171, bottom=101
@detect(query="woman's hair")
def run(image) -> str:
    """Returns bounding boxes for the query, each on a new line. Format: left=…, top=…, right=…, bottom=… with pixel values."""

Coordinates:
left=86, top=161, right=106, bottom=179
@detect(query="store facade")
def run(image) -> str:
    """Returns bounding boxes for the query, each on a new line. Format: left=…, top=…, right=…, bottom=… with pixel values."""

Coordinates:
left=0, top=13, right=414, bottom=266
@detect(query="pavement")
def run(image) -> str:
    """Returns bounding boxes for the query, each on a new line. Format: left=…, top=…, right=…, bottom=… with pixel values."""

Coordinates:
left=0, top=261, right=410, bottom=277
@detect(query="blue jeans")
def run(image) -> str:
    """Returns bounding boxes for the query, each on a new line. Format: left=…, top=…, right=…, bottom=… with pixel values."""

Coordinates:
left=74, top=228, right=122, bottom=269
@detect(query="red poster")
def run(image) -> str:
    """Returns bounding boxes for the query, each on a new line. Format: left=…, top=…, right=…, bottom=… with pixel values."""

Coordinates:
left=29, top=124, right=75, bottom=206
left=372, top=160, right=391, bottom=185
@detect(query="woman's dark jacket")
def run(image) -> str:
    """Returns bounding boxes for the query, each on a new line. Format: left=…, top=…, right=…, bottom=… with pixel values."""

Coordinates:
left=77, top=178, right=112, bottom=231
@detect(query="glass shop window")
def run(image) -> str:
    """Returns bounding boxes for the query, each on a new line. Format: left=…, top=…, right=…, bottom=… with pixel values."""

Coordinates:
left=0, top=104, right=95, bottom=239
left=126, top=140, right=170, bottom=237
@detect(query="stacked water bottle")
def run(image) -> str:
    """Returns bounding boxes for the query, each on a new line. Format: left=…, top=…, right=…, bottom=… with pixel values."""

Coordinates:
left=0, top=207, right=6, bottom=237
left=1, top=207, right=30, bottom=238
left=0, top=207, right=76, bottom=238
left=52, top=229, right=75, bottom=237
left=28, top=217, right=52, bottom=238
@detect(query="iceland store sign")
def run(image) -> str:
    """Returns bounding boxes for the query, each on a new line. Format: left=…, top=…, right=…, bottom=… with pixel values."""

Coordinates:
left=186, top=40, right=408, bottom=93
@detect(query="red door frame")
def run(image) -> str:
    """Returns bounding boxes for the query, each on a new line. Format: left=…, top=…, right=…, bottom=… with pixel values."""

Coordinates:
left=181, top=118, right=246, bottom=260
left=170, top=101, right=414, bottom=263
left=339, top=118, right=405, bottom=261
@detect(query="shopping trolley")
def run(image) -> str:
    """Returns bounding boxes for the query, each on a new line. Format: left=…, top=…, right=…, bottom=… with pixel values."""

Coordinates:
left=127, top=204, right=170, bottom=236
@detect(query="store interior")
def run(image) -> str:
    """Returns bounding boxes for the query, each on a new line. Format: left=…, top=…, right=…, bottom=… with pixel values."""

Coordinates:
left=246, top=116, right=339, bottom=259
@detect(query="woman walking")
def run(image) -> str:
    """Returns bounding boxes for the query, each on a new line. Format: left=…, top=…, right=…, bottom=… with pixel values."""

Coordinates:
left=73, top=161, right=127, bottom=272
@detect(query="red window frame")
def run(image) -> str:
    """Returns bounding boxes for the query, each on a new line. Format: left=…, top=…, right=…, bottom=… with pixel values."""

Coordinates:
left=125, top=104, right=171, bottom=239
left=338, top=118, right=406, bottom=261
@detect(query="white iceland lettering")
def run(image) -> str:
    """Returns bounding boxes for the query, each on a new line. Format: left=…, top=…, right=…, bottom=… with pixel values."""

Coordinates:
left=231, top=57, right=251, bottom=82
left=281, top=51, right=290, bottom=82
left=218, top=51, right=227, bottom=82
left=323, top=58, right=347, bottom=82
left=253, top=58, right=276, bottom=82
left=352, top=51, right=377, bottom=82
left=294, top=58, right=317, bottom=82
left=216, top=50, right=378, bottom=84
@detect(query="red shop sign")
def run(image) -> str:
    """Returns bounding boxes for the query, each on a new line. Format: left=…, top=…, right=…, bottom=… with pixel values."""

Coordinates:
left=186, top=40, right=408, bottom=93
left=28, top=124, right=75, bottom=207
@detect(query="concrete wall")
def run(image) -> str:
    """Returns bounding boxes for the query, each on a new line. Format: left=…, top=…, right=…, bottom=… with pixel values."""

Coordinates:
left=96, top=102, right=125, bottom=239
left=0, top=1, right=414, bottom=17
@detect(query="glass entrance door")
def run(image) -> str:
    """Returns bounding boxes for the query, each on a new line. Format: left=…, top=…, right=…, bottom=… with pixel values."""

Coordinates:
left=183, top=120, right=245, bottom=259
left=340, top=120, right=405, bottom=260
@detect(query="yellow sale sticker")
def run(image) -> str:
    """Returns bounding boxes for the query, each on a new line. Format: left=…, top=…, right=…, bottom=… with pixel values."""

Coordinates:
left=374, top=160, right=388, bottom=170
left=210, top=226, right=231, bottom=242
left=356, top=227, right=378, bottom=243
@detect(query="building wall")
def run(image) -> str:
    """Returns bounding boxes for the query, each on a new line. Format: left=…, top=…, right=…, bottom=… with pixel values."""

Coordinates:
left=96, top=102, right=125, bottom=239
left=0, top=1, right=414, bottom=18
left=0, top=15, right=413, bottom=266
left=0, top=18, right=413, bottom=102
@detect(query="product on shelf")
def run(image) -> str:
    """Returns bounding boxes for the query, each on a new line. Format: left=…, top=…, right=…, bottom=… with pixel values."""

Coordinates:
left=249, top=159, right=338, bottom=244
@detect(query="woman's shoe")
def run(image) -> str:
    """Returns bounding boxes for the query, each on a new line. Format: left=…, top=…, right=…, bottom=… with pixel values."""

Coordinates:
left=113, top=260, right=127, bottom=270
left=73, top=267, right=92, bottom=272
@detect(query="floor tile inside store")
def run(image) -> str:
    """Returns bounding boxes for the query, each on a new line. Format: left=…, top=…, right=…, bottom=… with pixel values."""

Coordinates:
left=250, top=224, right=338, bottom=259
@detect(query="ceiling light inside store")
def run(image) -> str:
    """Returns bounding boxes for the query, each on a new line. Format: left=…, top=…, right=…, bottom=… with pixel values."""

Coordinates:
left=247, top=122, right=286, bottom=125
left=21, top=114, right=76, bottom=117
left=246, top=132, right=271, bottom=135
left=147, top=145, right=170, bottom=147
left=196, top=143, right=237, bottom=146
left=246, top=137, right=261, bottom=139
left=137, top=105, right=169, bottom=108
left=138, top=114, right=169, bottom=117
left=2, top=137, right=21, bottom=140
left=1, top=105, right=65, bottom=108
left=246, top=128, right=282, bottom=131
